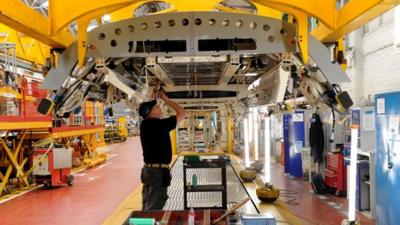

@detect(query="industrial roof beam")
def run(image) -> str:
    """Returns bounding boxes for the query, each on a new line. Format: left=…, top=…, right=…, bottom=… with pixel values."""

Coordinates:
left=48, top=0, right=221, bottom=35
left=312, top=0, right=400, bottom=41
left=0, top=0, right=73, bottom=48
left=251, top=0, right=336, bottom=28
left=0, top=24, right=51, bottom=66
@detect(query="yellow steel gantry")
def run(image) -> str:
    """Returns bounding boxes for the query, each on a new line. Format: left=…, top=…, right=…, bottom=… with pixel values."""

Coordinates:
left=0, top=24, right=51, bottom=66
left=0, top=0, right=399, bottom=67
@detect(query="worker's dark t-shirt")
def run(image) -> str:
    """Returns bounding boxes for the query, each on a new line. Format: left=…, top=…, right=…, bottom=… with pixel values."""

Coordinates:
left=140, top=116, right=177, bottom=164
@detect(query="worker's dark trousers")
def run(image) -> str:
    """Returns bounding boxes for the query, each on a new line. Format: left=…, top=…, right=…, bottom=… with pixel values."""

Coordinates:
left=142, top=184, right=168, bottom=211
left=140, top=167, right=171, bottom=211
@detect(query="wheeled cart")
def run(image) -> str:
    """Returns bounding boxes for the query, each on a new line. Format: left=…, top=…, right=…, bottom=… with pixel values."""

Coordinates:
left=183, top=156, right=228, bottom=210
left=33, top=146, right=74, bottom=187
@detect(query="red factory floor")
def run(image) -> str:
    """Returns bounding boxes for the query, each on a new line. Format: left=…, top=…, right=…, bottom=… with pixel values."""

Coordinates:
left=263, top=162, right=376, bottom=225
left=0, top=138, right=144, bottom=225
left=0, top=137, right=376, bottom=225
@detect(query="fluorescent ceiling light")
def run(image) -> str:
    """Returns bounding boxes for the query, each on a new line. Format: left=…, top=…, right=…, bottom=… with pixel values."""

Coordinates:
left=348, top=126, right=358, bottom=222
left=244, top=118, right=250, bottom=167
left=254, top=112, right=259, bottom=160
left=248, top=112, right=253, bottom=142
left=264, top=117, right=271, bottom=183
left=245, top=73, right=258, bottom=76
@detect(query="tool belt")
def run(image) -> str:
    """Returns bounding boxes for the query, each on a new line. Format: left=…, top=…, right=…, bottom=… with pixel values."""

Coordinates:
left=144, top=163, right=169, bottom=169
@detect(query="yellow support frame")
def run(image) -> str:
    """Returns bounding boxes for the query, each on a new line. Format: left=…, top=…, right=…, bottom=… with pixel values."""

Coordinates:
left=312, top=0, right=400, bottom=42
left=251, top=0, right=336, bottom=28
left=82, top=133, right=107, bottom=168
left=0, top=131, right=29, bottom=195
left=51, top=127, right=105, bottom=139
left=226, top=114, right=234, bottom=154
left=0, top=24, right=51, bottom=66
left=170, top=129, right=177, bottom=155
left=0, top=0, right=73, bottom=48
left=1, top=0, right=399, bottom=66
left=49, top=0, right=221, bottom=35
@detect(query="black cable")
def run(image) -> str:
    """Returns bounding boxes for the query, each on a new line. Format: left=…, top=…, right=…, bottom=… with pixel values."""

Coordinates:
left=275, top=189, right=321, bottom=224
left=330, top=106, right=335, bottom=143
left=279, top=189, right=299, bottom=206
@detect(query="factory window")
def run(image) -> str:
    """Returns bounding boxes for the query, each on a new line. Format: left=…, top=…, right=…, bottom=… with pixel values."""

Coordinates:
left=363, top=24, right=370, bottom=35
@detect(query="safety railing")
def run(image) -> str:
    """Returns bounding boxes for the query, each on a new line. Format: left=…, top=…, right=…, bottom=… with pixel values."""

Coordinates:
left=0, top=71, right=52, bottom=123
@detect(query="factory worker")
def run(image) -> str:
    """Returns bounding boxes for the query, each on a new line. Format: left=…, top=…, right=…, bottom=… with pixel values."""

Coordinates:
left=138, top=87, right=186, bottom=211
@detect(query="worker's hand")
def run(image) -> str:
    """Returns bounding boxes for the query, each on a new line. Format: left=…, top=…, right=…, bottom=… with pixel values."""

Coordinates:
left=160, top=89, right=169, bottom=101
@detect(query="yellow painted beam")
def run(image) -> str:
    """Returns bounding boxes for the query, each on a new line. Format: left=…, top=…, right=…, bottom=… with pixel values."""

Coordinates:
left=252, top=2, right=282, bottom=20
left=0, top=135, right=29, bottom=186
left=259, top=2, right=310, bottom=63
left=51, top=128, right=105, bottom=139
left=0, top=122, right=52, bottom=130
left=297, top=13, right=309, bottom=63
left=170, top=129, right=177, bottom=155
left=73, top=4, right=132, bottom=67
left=49, top=0, right=140, bottom=35
left=0, top=24, right=51, bottom=65
left=151, top=7, right=178, bottom=15
left=226, top=115, right=234, bottom=154
left=250, top=0, right=336, bottom=28
left=109, top=2, right=164, bottom=22
left=214, top=5, right=252, bottom=14
left=49, top=0, right=221, bottom=35
left=312, top=0, right=400, bottom=41
left=0, top=0, right=73, bottom=48
left=77, top=17, right=91, bottom=68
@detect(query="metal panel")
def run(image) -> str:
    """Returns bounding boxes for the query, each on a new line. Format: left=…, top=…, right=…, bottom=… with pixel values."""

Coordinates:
left=32, top=155, right=50, bottom=176
left=288, top=111, right=304, bottom=178
left=41, top=42, right=78, bottom=89
left=53, top=148, right=72, bottom=169
left=308, top=35, right=351, bottom=83
left=87, top=12, right=297, bottom=58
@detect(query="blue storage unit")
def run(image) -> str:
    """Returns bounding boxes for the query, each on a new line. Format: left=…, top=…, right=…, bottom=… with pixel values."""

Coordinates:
left=289, top=111, right=305, bottom=177
left=375, top=92, right=400, bottom=225
left=283, top=114, right=291, bottom=174
left=283, top=112, right=304, bottom=177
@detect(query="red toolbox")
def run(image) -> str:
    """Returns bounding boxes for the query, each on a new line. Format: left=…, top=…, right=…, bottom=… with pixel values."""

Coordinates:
left=323, top=153, right=347, bottom=195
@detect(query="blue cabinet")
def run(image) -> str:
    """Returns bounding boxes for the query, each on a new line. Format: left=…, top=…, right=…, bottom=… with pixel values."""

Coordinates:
left=375, top=92, right=400, bottom=225
left=283, top=112, right=305, bottom=177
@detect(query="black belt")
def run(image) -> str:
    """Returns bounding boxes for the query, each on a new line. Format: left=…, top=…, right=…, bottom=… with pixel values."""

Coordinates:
left=144, top=163, right=169, bottom=168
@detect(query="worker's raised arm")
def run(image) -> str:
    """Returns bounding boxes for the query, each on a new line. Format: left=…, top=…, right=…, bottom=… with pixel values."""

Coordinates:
left=151, top=80, right=160, bottom=99
left=160, top=90, right=186, bottom=122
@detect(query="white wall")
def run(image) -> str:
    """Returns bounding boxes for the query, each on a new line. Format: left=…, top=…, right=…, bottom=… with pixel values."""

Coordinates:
left=341, top=7, right=400, bottom=106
